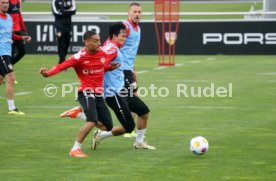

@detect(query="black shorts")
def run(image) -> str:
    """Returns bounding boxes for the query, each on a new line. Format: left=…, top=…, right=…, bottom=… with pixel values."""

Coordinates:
left=0, top=56, right=13, bottom=77
left=105, top=94, right=135, bottom=133
left=77, top=92, right=113, bottom=131
left=128, top=94, right=150, bottom=116
left=123, top=70, right=138, bottom=93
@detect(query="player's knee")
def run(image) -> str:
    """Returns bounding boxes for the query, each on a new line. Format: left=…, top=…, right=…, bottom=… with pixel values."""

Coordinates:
left=97, top=121, right=113, bottom=131
left=140, top=112, right=149, bottom=120
left=85, top=121, right=95, bottom=129
left=6, top=73, right=15, bottom=83
left=85, top=115, right=97, bottom=126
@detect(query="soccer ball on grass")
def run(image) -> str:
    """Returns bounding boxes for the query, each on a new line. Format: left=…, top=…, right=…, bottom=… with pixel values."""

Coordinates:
left=190, top=136, right=209, bottom=155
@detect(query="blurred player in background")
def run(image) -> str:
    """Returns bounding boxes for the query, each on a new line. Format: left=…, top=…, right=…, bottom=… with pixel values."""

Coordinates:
left=52, top=0, right=76, bottom=64
left=8, top=0, right=28, bottom=67
left=0, top=0, right=31, bottom=115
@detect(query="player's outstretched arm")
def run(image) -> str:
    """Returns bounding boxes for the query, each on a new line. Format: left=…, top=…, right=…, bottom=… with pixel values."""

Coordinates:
left=39, top=55, right=77, bottom=77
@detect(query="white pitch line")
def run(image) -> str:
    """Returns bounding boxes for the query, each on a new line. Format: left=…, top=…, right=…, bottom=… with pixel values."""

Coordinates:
left=136, top=70, right=149, bottom=74
left=170, top=106, right=235, bottom=110
left=189, top=60, right=201, bottom=64
left=39, top=87, right=60, bottom=91
left=14, top=92, right=32, bottom=96
left=207, top=57, right=216, bottom=61
left=1, top=92, right=32, bottom=98
left=154, top=66, right=167, bottom=70
left=175, top=63, right=184, bottom=67
left=257, top=72, right=276, bottom=75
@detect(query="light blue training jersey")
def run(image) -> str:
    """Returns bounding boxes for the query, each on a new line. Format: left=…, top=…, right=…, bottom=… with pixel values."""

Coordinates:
left=0, top=14, right=13, bottom=56
left=104, top=42, right=125, bottom=97
left=120, top=21, right=141, bottom=71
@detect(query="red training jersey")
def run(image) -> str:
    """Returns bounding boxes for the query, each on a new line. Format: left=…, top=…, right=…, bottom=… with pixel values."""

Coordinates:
left=8, top=0, right=26, bottom=32
left=47, top=47, right=117, bottom=93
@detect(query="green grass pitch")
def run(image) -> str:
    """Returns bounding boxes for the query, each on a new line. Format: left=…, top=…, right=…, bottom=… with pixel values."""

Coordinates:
left=0, top=55, right=275, bottom=180
left=1, top=1, right=275, bottom=180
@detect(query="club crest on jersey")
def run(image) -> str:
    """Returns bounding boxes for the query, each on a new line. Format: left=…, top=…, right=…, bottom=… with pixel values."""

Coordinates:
left=100, top=57, right=105, bottom=64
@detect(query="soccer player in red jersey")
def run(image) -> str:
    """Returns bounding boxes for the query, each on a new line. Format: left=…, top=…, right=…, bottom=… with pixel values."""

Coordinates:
left=39, top=31, right=119, bottom=158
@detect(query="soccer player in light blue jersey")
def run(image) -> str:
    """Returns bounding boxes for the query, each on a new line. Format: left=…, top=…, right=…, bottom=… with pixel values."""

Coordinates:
left=0, top=0, right=31, bottom=115
left=92, top=22, right=155, bottom=150
left=121, top=3, right=142, bottom=138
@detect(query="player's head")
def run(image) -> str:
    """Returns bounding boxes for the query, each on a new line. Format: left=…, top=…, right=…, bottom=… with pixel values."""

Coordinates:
left=128, top=2, right=142, bottom=24
left=109, top=22, right=127, bottom=46
left=83, top=31, right=101, bottom=53
left=0, top=0, right=9, bottom=13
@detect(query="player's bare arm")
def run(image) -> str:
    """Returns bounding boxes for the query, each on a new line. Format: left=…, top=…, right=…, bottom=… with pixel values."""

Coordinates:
left=39, top=67, right=49, bottom=77
left=22, top=36, right=32, bottom=43
left=109, top=61, right=121, bottom=70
